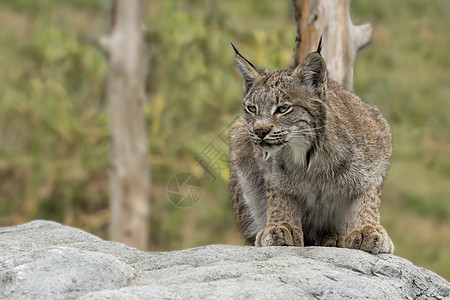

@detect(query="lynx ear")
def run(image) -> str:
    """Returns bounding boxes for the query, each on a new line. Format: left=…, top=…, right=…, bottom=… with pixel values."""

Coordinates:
left=231, top=43, right=262, bottom=94
left=292, top=50, right=328, bottom=100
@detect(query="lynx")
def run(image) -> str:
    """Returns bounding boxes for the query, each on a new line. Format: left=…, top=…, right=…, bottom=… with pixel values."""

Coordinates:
left=229, top=40, right=394, bottom=254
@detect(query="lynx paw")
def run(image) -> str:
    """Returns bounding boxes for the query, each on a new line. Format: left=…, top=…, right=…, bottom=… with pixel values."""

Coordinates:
left=320, top=233, right=345, bottom=247
left=345, top=225, right=394, bottom=254
left=255, top=222, right=304, bottom=247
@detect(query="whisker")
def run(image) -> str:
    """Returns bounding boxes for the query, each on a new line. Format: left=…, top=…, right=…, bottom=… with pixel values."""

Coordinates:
left=289, top=133, right=317, bottom=137
left=289, top=132, right=318, bottom=135
left=290, top=131, right=319, bottom=135
left=289, top=126, right=324, bottom=133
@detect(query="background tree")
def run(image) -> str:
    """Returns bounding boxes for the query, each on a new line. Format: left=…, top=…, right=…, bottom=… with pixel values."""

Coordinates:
left=292, top=0, right=372, bottom=90
left=101, top=0, right=150, bottom=250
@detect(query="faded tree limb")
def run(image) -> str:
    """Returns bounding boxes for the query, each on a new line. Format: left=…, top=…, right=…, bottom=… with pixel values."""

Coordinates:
left=101, top=0, right=150, bottom=250
left=292, top=0, right=372, bottom=90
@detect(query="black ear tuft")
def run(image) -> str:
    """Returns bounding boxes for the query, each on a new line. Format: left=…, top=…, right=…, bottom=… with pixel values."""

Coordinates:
left=231, top=42, right=262, bottom=95
left=231, top=42, right=239, bottom=55
left=231, top=42, right=257, bottom=69
left=316, top=36, right=323, bottom=54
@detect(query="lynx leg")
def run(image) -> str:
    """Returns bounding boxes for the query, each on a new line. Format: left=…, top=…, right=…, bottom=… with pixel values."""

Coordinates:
left=233, top=194, right=256, bottom=245
left=345, top=187, right=394, bottom=254
left=230, top=174, right=257, bottom=245
left=255, top=187, right=304, bottom=247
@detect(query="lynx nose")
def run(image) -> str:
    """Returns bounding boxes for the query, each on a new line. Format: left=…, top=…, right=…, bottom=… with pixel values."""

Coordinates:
left=254, top=127, right=270, bottom=139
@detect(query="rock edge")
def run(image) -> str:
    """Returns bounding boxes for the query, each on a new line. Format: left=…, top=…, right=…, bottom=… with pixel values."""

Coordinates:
left=1, top=220, right=449, bottom=299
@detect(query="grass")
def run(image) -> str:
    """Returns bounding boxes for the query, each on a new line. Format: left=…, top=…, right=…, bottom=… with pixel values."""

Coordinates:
left=0, top=0, right=448, bottom=280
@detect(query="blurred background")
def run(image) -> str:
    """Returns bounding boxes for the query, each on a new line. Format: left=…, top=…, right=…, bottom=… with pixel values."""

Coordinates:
left=0, top=0, right=448, bottom=279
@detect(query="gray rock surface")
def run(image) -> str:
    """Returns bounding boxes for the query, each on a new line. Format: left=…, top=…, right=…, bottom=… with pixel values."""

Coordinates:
left=0, top=220, right=449, bottom=299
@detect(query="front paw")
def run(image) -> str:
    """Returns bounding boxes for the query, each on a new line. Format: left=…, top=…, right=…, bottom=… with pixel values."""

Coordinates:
left=255, top=222, right=304, bottom=247
left=345, top=225, right=394, bottom=254
left=320, top=233, right=345, bottom=247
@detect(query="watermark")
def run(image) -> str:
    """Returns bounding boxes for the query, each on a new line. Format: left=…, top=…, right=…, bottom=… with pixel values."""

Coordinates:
left=167, top=115, right=239, bottom=207
left=167, top=173, right=202, bottom=208
left=194, top=141, right=228, bottom=182
left=195, top=115, right=239, bottom=181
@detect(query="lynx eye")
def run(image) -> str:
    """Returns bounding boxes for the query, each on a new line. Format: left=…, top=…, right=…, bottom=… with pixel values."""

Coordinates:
left=246, top=105, right=257, bottom=114
left=275, top=105, right=291, bottom=114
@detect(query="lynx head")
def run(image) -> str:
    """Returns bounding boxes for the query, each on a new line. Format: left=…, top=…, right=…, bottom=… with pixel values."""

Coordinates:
left=232, top=40, right=328, bottom=162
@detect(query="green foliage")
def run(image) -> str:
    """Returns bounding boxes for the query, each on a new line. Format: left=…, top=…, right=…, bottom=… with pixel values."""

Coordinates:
left=0, top=0, right=449, bottom=279
left=2, top=0, right=108, bottom=12
left=0, top=4, right=109, bottom=227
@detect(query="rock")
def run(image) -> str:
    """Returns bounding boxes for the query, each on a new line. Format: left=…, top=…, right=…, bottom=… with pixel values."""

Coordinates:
left=0, top=221, right=449, bottom=299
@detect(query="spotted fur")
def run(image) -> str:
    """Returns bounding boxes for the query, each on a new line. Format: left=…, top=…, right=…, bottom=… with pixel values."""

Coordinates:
left=229, top=45, right=394, bottom=254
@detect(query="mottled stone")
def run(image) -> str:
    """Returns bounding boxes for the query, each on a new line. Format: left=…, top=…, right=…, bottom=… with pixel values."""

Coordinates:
left=1, top=221, right=448, bottom=299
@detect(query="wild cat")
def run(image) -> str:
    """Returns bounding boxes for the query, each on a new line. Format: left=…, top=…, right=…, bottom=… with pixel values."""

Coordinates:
left=229, top=40, right=393, bottom=254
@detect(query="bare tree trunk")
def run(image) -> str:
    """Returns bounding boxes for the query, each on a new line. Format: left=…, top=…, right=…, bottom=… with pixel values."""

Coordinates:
left=101, top=0, right=150, bottom=250
left=292, top=0, right=372, bottom=90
